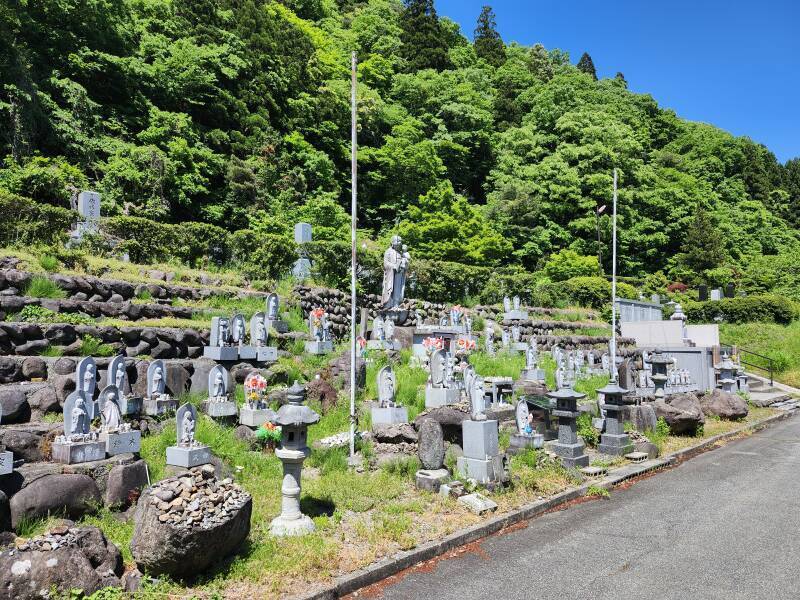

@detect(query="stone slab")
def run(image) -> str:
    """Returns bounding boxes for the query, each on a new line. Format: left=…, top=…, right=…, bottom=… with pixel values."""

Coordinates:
left=415, top=468, right=449, bottom=493
left=598, top=433, right=634, bottom=457
left=457, top=492, right=498, bottom=515
left=201, top=400, right=238, bottom=418
left=508, top=433, right=544, bottom=453
left=462, top=420, right=499, bottom=460
left=371, top=406, right=408, bottom=426
left=102, top=431, right=141, bottom=456
left=305, top=340, right=333, bottom=355
left=425, top=386, right=461, bottom=409
left=203, top=347, right=239, bottom=361
left=166, top=445, right=212, bottom=468
left=580, top=466, right=607, bottom=477
left=625, top=451, right=649, bottom=463
left=52, top=440, right=106, bottom=464
left=456, top=454, right=507, bottom=484
left=118, top=396, right=143, bottom=416
left=144, top=398, right=177, bottom=416
left=503, top=311, right=529, bottom=321
left=255, top=347, right=278, bottom=362
left=237, top=346, right=257, bottom=360
left=239, top=407, right=271, bottom=428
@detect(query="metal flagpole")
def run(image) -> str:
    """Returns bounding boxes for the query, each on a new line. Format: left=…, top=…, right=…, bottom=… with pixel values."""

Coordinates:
left=610, top=168, right=618, bottom=381
left=349, top=52, right=358, bottom=461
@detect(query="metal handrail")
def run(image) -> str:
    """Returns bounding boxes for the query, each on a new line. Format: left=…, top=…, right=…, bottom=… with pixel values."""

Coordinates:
left=720, top=344, right=774, bottom=386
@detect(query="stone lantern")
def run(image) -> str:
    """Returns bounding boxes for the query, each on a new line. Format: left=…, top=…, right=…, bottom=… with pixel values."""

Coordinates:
left=547, top=384, right=589, bottom=468
left=646, top=349, right=671, bottom=398
left=596, top=380, right=633, bottom=456
left=715, top=353, right=737, bottom=393
left=270, top=381, right=320, bottom=537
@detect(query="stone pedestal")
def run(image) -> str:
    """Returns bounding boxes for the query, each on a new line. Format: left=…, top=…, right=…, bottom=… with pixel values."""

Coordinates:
left=457, top=419, right=507, bottom=484
left=425, top=386, right=461, bottom=408
left=511, top=342, right=528, bottom=353
left=270, top=447, right=315, bottom=536
left=457, top=455, right=507, bottom=484
left=0, top=451, right=12, bottom=475
left=118, top=395, right=143, bottom=416
left=52, top=440, right=106, bottom=464
left=166, top=445, right=212, bottom=468
left=415, top=468, right=449, bottom=492
left=237, top=345, right=257, bottom=360
left=521, top=368, right=546, bottom=383
left=240, top=407, right=273, bottom=428
left=203, top=346, right=239, bottom=361
left=144, top=397, right=177, bottom=416
left=305, top=340, right=333, bottom=355
left=255, top=347, right=278, bottom=362
left=201, top=400, right=238, bottom=418
left=503, top=310, right=529, bottom=321
left=367, top=340, right=400, bottom=351
left=508, top=433, right=544, bottom=454
left=371, top=406, right=408, bottom=426
left=101, top=430, right=142, bottom=456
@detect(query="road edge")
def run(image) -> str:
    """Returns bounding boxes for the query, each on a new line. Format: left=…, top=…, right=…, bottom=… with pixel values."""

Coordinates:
left=297, top=408, right=796, bottom=600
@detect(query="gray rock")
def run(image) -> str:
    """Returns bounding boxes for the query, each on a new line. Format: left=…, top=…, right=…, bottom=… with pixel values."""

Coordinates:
left=0, top=389, right=29, bottom=423
left=10, top=474, right=102, bottom=528
left=108, top=293, right=124, bottom=304
left=189, top=360, right=216, bottom=395
left=700, top=389, right=748, bottom=420
left=150, top=339, right=175, bottom=359
left=164, top=363, right=190, bottom=396
left=126, top=340, right=151, bottom=357
left=106, top=460, right=149, bottom=508
left=130, top=485, right=252, bottom=578
left=0, top=358, right=22, bottom=384
left=653, top=393, right=705, bottom=435
left=0, top=428, right=45, bottom=462
left=634, top=440, right=659, bottom=459
left=0, top=526, right=122, bottom=598
left=27, top=385, right=60, bottom=415
left=52, top=357, right=77, bottom=376
left=50, top=374, right=76, bottom=404
left=622, top=403, right=658, bottom=433
left=418, top=419, right=445, bottom=470
left=44, top=324, right=76, bottom=346
left=373, top=423, right=418, bottom=444
left=0, top=491, right=9, bottom=532
left=415, top=468, right=449, bottom=492
left=20, top=357, right=47, bottom=380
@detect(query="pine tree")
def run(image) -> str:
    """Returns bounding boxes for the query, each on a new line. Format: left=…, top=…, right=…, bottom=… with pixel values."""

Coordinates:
left=615, top=71, right=627, bottom=85
left=399, top=0, right=452, bottom=72
left=473, top=5, right=505, bottom=67
left=528, top=43, right=553, bottom=81
left=577, top=52, right=597, bottom=80
left=680, top=206, right=726, bottom=275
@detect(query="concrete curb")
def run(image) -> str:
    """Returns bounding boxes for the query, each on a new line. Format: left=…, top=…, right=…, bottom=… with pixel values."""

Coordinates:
left=295, top=408, right=796, bottom=600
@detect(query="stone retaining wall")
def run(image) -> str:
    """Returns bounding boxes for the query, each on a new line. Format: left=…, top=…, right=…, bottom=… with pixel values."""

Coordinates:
left=0, top=295, right=194, bottom=321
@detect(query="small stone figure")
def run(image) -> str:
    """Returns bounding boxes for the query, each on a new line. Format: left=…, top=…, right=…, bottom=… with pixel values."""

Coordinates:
left=71, top=396, right=89, bottom=438
left=101, top=390, right=122, bottom=431
left=181, top=409, right=196, bottom=446
left=385, top=318, right=395, bottom=341
left=503, top=297, right=512, bottom=312
left=212, top=371, right=225, bottom=398
left=373, top=316, right=385, bottom=341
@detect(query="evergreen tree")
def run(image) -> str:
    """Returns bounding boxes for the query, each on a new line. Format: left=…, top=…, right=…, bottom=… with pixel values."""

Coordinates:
left=679, top=205, right=725, bottom=274
left=528, top=43, right=553, bottom=81
left=615, top=71, right=627, bottom=86
left=577, top=51, right=597, bottom=80
left=399, top=0, right=451, bottom=72
left=473, top=5, right=505, bottom=67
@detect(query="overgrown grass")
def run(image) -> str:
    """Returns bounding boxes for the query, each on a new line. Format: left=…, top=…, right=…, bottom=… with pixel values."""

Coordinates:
left=24, top=275, right=66, bottom=299
left=721, top=321, right=800, bottom=386
left=470, top=350, right=525, bottom=379
left=38, top=254, right=60, bottom=272
left=77, top=335, right=116, bottom=357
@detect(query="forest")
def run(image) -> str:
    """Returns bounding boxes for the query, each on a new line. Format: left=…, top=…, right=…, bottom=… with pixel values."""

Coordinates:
left=2, top=0, right=800, bottom=295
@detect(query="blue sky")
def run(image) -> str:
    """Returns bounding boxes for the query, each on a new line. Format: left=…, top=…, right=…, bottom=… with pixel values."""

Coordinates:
left=437, top=0, right=799, bottom=163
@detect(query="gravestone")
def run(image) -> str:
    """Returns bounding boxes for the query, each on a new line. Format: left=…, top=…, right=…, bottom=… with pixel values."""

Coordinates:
left=372, top=366, right=407, bottom=426
left=698, top=285, right=709, bottom=301
left=417, top=419, right=445, bottom=470
left=230, top=313, right=253, bottom=359
left=425, top=350, right=460, bottom=408
left=202, top=365, right=237, bottom=418
left=108, top=355, right=142, bottom=416
left=204, top=316, right=237, bottom=361
left=166, top=404, right=212, bottom=468
left=52, top=391, right=105, bottom=464
left=293, top=222, right=313, bottom=279
left=508, top=399, right=544, bottom=454
left=457, top=419, right=507, bottom=485
left=305, top=308, right=333, bottom=354
left=76, top=357, right=98, bottom=419
left=97, top=384, right=141, bottom=455
left=249, top=312, right=278, bottom=362
left=144, top=360, right=176, bottom=415
left=710, top=288, right=722, bottom=301
left=70, top=190, right=101, bottom=240
left=240, top=372, right=276, bottom=428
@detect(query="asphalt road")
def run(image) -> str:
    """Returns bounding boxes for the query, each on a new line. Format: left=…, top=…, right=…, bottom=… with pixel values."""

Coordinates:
left=375, top=414, right=800, bottom=600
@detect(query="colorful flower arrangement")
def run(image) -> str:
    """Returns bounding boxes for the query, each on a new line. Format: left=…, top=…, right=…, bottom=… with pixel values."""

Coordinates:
left=457, top=337, right=476, bottom=352
left=256, top=422, right=282, bottom=446
left=244, top=373, right=268, bottom=408
left=422, top=336, right=445, bottom=354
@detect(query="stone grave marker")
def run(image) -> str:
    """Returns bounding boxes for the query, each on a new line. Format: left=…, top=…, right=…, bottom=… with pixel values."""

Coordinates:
left=166, top=403, right=212, bottom=468
left=202, top=365, right=238, bottom=418
left=97, top=384, right=140, bottom=455
left=144, top=359, right=177, bottom=415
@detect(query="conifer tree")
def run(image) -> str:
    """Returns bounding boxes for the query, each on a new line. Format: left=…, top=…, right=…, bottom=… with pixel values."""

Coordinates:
left=577, top=51, right=597, bottom=80
left=680, top=206, right=725, bottom=274
left=473, top=5, right=505, bottom=67
left=399, top=0, right=452, bottom=72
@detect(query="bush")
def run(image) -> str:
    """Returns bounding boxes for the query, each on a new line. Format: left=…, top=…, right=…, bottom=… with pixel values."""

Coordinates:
left=0, top=190, right=74, bottom=245
left=229, top=230, right=296, bottom=280
left=19, top=305, right=94, bottom=325
left=24, top=276, right=66, bottom=299
left=685, top=294, right=798, bottom=325
left=557, top=276, right=637, bottom=309
left=38, top=254, right=59, bottom=272
left=542, top=249, right=599, bottom=282
left=577, top=411, right=599, bottom=447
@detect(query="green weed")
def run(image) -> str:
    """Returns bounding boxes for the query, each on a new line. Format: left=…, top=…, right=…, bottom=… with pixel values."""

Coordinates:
left=24, top=275, right=66, bottom=299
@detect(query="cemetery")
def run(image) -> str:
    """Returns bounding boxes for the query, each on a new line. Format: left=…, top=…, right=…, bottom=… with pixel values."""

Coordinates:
left=0, top=226, right=793, bottom=600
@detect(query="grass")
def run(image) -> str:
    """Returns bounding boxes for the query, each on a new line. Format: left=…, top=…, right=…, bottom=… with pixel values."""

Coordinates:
left=471, top=350, right=526, bottom=380
left=586, top=485, right=610, bottom=498
left=720, top=321, right=800, bottom=387
left=38, top=254, right=60, bottom=272
left=38, top=344, right=64, bottom=357
left=24, top=275, right=66, bottom=299
left=77, top=335, right=116, bottom=357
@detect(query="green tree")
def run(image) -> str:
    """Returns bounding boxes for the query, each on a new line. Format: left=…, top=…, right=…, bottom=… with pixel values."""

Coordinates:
left=473, top=6, right=506, bottom=67
left=399, top=0, right=452, bottom=72
left=577, top=52, right=597, bottom=80
left=679, top=206, right=726, bottom=275
left=528, top=43, right=553, bottom=81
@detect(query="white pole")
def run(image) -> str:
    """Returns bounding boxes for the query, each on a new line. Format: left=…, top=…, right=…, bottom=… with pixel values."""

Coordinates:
left=349, top=52, right=358, bottom=461
left=610, top=168, right=618, bottom=382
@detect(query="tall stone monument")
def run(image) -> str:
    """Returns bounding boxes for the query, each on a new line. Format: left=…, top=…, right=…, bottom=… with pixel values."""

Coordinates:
left=292, top=222, right=313, bottom=279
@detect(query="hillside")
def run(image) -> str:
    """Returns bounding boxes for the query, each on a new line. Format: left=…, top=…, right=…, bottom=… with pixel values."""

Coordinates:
left=2, top=0, right=800, bottom=291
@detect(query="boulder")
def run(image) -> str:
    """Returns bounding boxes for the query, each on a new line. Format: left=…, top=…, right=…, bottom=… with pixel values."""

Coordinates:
left=50, top=374, right=76, bottom=404
left=20, top=357, right=46, bottom=380
left=27, top=385, right=60, bottom=416
left=0, top=358, right=21, bottom=384
left=700, top=389, right=749, bottom=420
left=10, top=474, right=102, bottom=528
left=0, top=389, right=29, bottom=423
left=373, top=423, right=418, bottom=444
left=230, top=362, right=255, bottom=385
left=0, top=491, right=9, bottom=532
left=414, top=405, right=470, bottom=444
left=164, top=363, right=190, bottom=396
left=149, top=339, right=175, bottom=359
left=131, top=468, right=252, bottom=578
left=52, top=357, right=77, bottom=376
left=189, top=360, right=216, bottom=395
left=622, top=403, right=658, bottom=432
left=44, top=324, right=76, bottom=346
left=417, top=419, right=445, bottom=470
left=0, top=526, right=123, bottom=599
left=0, top=428, right=45, bottom=463
left=105, top=460, right=149, bottom=508
left=306, top=378, right=339, bottom=414
left=132, top=361, right=149, bottom=397
left=653, top=393, right=705, bottom=435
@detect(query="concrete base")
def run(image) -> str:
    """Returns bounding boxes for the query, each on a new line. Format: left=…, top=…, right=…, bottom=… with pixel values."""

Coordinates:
left=201, top=400, right=238, bottom=418
left=552, top=441, right=589, bottom=468
left=503, top=310, right=529, bottom=321
left=511, top=342, right=528, bottom=353
left=508, top=433, right=544, bottom=454
left=371, top=406, right=408, bottom=426
left=52, top=440, right=106, bottom=464
left=0, top=451, right=12, bottom=475
left=101, top=431, right=141, bottom=455
left=425, top=386, right=461, bottom=408
left=463, top=420, right=499, bottom=459
left=456, top=454, right=507, bottom=485
left=166, top=445, right=212, bottom=468
left=598, top=433, right=634, bottom=457
left=458, top=492, right=498, bottom=515
left=144, top=398, right=177, bottom=416
left=270, top=513, right=315, bottom=537
left=203, top=346, right=239, bottom=361
left=255, top=347, right=278, bottom=362
left=118, top=396, right=143, bottom=416
left=367, top=340, right=401, bottom=351
left=521, top=368, right=546, bottom=383
left=237, top=346, right=257, bottom=360
left=415, top=468, right=450, bottom=492
left=305, top=340, right=333, bottom=354
left=239, top=407, right=273, bottom=428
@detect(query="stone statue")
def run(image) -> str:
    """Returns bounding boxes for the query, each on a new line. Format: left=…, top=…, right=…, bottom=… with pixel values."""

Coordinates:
left=101, top=390, right=121, bottom=431
left=381, top=235, right=409, bottom=309
left=212, top=372, right=225, bottom=397
left=526, top=343, right=537, bottom=369
left=373, top=316, right=385, bottom=341
left=181, top=409, right=195, bottom=446
left=71, top=397, right=89, bottom=437
left=503, top=297, right=511, bottom=312
left=266, top=293, right=279, bottom=320
left=385, top=318, right=395, bottom=341
left=114, top=363, right=125, bottom=390
left=470, top=375, right=486, bottom=420
left=513, top=296, right=521, bottom=311
left=377, top=366, right=396, bottom=407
